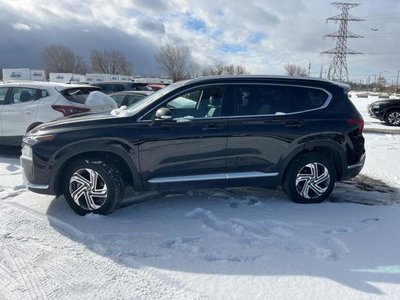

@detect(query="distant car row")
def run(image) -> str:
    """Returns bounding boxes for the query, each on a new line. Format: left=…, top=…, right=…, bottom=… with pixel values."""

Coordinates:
left=354, top=92, right=399, bottom=99
left=0, top=81, right=157, bottom=145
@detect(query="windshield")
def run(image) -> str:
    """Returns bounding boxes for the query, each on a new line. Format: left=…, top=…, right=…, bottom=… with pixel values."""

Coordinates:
left=126, top=80, right=187, bottom=114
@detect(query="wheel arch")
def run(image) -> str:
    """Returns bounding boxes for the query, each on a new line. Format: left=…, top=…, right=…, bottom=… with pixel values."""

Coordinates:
left=26, top=122, right=43, bottom=133
left=279, top=141, right=347, bottom=185
left=50, top=140, right=141, bottom=196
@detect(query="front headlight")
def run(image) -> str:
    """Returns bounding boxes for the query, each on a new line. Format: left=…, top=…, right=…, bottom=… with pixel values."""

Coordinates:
left=23, top=134, right=55, bottom=145
left=21, top=143, right=32, bottom=159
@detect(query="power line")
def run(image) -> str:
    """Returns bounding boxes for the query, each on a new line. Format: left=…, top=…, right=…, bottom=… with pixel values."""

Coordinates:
left=322, top=2, right=365, bottom=82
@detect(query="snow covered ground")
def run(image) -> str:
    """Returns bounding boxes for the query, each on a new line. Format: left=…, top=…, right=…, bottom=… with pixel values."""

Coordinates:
left=0, top=133, right=400, bottom=298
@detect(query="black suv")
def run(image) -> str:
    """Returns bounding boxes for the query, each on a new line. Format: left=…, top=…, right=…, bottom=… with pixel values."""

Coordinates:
left=368, top=98, right=400, bottom=126
left=21, top=76, right=365, bottom=215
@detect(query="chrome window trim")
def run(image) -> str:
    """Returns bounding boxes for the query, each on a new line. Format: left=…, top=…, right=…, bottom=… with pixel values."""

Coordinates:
left=148, top=171, right=279, bottom=183
left=137, top=82, right=332, bottom=122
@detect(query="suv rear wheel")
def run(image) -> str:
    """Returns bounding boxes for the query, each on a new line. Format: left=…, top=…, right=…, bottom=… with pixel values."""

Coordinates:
left=283, top=153, right=336, bottom=204
left=63, top=159, right=124, bottom=215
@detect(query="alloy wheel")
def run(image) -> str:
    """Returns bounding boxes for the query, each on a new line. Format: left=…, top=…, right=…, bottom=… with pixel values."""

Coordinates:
left=295, top=162, right=330, bottom=199
left=69, top=168, right=108, bottom=210
left=388, top=111, right=400, bottom=126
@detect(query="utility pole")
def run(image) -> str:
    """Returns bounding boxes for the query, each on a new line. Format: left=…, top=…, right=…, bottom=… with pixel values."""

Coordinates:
left=308, top=62, right=311, bottom=77
left=322, top=2, right=364, bottom=82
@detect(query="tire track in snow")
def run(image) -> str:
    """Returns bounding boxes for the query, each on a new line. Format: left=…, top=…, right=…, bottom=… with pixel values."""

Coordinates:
left=0, top=202, right=204, bottom=299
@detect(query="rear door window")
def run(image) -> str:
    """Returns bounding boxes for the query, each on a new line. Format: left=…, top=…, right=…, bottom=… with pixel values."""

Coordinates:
left=10, top=87, right=43, bottom=104
left=233, top=85, right=293, bottom=116
left=0, top=87, right=9, bottom=105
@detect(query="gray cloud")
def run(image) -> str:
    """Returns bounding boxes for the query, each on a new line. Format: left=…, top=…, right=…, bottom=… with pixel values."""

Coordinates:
left=133, top=0, right=170, bottom=12
left=0, top=15, right=162, bottom=74
left=137, top=18, right=166, bottom=34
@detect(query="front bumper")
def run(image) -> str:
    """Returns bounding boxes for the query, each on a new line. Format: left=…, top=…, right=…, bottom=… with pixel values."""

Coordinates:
left=367, top=104, right=384, bottom=121
left=20, top=152, right=55, bottom=195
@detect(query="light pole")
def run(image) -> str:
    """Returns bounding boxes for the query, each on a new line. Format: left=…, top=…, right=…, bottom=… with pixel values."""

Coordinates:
left=378, top=70, right=387, bottom=92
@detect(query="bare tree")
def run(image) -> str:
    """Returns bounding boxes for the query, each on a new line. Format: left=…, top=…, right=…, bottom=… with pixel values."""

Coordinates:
left=283, top=63, right=308, bottom=76
left=187, top=62, right=201, bottom=79
left=201, top=64, right=249, bottom=76
left=90, top=50, right=132, bottom=75
left=42, top=45, right=87, bottom=74
left=155, top=44, right=192, bottom=82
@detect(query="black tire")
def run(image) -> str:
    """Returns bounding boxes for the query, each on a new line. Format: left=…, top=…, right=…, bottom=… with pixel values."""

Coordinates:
left=384, top=109, right=400, bottom=126
left=283, top=153, right=336, bottom=204
left=63, top=159, right=124, bottom=215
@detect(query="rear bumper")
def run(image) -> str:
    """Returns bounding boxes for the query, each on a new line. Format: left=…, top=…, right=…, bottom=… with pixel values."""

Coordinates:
left=342, top=153, right=366, bottom=180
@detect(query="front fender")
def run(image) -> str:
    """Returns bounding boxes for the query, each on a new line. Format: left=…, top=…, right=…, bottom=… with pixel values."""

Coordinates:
left=48, top=138, right=141, bottom=194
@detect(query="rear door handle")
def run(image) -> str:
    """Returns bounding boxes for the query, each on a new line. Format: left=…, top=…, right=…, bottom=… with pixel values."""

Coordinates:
left=285, top=120, right=305, bottom=128
left=203, top=124, right=224, bottom=131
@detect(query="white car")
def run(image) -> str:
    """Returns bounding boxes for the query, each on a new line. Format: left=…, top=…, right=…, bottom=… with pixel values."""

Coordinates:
left=0, top=81, right=117, bottom=145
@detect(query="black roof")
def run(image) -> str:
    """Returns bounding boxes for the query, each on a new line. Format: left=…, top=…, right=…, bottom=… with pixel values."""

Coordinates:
left=183, top=75, right=349, bottom=89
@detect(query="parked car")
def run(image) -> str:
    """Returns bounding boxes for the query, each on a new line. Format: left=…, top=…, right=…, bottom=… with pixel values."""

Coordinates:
left=356, top=92, right=368, bottom=98
left=21, top=75, right=365, bottom=215
left=91, top=81, right=150, bottom=94
left=148, top=84, right=167, bottom=91
left=109, top=91, right=152, bottom=107
left=0, top=81, right=116, bottom=145
left=368, top=99, right=400, bottom=126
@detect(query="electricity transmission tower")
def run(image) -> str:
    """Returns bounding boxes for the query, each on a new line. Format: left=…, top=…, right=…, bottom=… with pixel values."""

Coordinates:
left=322, top=2, right=364, bottom=82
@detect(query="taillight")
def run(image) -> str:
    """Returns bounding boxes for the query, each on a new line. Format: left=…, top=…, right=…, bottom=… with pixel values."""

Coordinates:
left=51, top=105, right=90, bottom=116
left=347, top=118, right=364, bottom=134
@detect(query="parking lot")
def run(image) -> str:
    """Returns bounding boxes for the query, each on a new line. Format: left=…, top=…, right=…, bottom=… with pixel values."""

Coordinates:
left=0, top=131, right=399, bottom=299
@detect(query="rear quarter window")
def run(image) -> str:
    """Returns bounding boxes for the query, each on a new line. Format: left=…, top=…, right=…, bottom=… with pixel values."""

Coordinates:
left=287, top=86, right=330, bottom=113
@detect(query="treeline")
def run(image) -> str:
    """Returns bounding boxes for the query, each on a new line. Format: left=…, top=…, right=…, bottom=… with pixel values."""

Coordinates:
left=42, top=45, right=132, bottom=75
left=41, top=44, right=249, bottom=81
left=41, top=44, right=314, bottom=82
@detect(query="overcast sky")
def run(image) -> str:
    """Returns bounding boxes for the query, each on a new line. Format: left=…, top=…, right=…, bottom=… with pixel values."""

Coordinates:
left=0, top=0, right=399, bottom=82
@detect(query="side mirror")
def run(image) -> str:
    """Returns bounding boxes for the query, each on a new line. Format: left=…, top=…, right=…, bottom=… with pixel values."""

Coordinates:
left=155, top=107, right=172, bottom=121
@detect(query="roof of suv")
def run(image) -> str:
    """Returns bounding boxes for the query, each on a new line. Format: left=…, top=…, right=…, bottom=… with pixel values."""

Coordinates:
left=182, top=75, right=350, bottom=89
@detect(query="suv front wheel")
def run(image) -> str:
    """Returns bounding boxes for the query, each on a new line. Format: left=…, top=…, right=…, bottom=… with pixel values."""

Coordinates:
left=384, top=109, right=400, bottom=126
left=283, top=153, right=336, bottom=204
left=63, top=159, right=124, bottom=215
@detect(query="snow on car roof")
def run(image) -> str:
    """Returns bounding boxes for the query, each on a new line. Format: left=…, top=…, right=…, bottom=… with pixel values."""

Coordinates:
left=0, top=81, right=93, bottom=90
